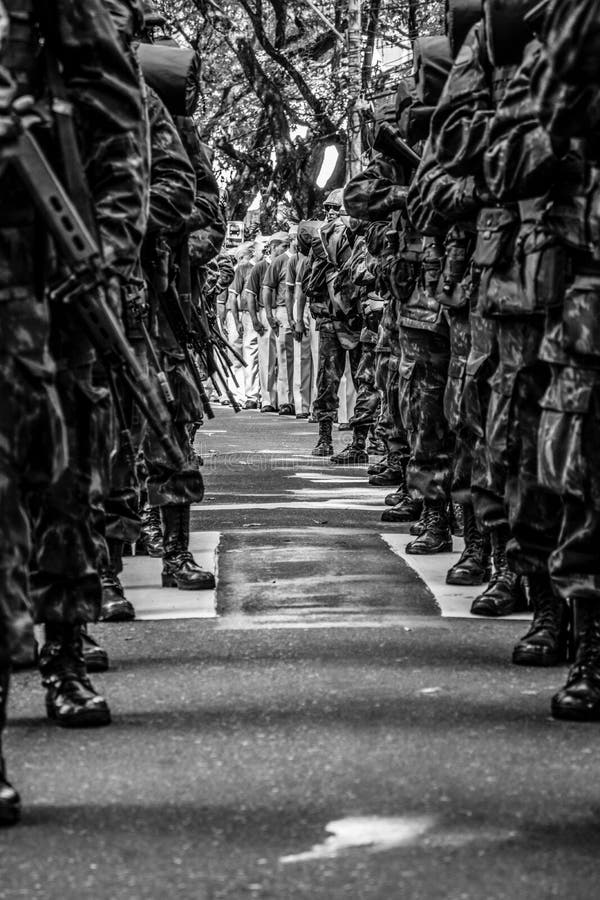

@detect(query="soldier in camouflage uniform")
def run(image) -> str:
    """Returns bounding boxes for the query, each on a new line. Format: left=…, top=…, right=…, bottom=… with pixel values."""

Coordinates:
left=430, top=19, right=529, bottom=607
left=343, top=146, right=418, bottom=522
left=0, top=0, right=146, bottom=818
left=523, top=0, right=600, bottom=718
left=305, top=190, right=363, bottom=459
left=481, top=34, right=567, bottom=669
left=408, top=124, right=490, bottom=583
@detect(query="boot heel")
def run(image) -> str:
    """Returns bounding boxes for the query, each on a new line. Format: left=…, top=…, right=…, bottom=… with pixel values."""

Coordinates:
left=161, top=573, right=177, bottom=588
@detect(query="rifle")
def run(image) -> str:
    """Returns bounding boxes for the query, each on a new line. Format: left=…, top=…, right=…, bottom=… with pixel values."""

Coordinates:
left=374, top=122, right=422, bottom=170
left=148, top=242, right=216, bottom=420
left=0, top=103, right=186, bottom=471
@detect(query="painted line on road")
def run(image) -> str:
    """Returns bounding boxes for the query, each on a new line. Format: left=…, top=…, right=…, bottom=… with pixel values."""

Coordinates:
left=382, top=533, right=530, bottom=621
left=122, top=531, right=219, bottom=620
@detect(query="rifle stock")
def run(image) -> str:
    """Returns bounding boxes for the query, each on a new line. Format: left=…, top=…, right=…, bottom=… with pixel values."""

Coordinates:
left=3, top=119, right=186, bottom=470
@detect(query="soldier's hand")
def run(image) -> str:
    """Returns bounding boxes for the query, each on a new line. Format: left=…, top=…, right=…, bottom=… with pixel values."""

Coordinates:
left=268, top=315, right=279, bottom=334
left=254, top=319, right=266, bottom=336
left=235, top=318, right=244, bottom=337
left=293, top=321, right=306, bottom=342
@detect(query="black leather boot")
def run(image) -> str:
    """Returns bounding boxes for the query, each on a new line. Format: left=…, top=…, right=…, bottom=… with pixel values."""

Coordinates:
left=161, top=505, right=216, bottom=590
left=135, top=504, right=163, bottom=557
left=368, top=450, right=405, bottom=486
left=512, top=573, right=568, bottom=667
left=330, top=426, right=369, bottom=465
left=39, top=625, right=111, bottom=728
left=552, top=599, right=600, bottom=720
left=100, top=539, right=135, bottom=622
left=405, top=499, right=453, bottom=554
left=311, top=419, right=334, bottom=457
left=409, top=503, right=428, bottom=536
left=446, top=504, right=491, bottom=586
left=368, top=453, right=388, bottom=476
left=81, top=626, right=109, bottom=673
left=470, top=525, right=527, bottom=617
left=381, top=469, right=422, bottom=522
left=0, top=668, right=20, bottom=826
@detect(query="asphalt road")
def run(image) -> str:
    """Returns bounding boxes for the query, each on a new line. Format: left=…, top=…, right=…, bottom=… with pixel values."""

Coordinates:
left=3, top=407, right=600, bottom=900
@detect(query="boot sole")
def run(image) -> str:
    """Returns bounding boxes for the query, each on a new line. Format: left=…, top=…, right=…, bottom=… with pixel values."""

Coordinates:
left=161, top=575, right=216, bottom=590
left=550, top=701, right=600, bottom=721
left=0, top=804, right=21, bottom=826
left=512, top=646, right=566, bottom=667
left=99, top=609, right=135, bottom=623
left=83, top=651, right=110, bottom=673
left=381, top=510, right=421, bottom=523
left=406, top=542, right=453, bottom=556
left=46, top=705, right=112, bottom=728
left=446, top=570, right=492, bottom=586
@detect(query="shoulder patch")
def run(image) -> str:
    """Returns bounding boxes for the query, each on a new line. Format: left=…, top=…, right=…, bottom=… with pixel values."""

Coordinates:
left=454, top=43, right=474, bottom=68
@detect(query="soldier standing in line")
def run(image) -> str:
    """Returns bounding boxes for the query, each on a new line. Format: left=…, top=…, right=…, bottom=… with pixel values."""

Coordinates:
left=526, top=0, right=600, bottom=717
left=0, top=0, right=146, bottom=819
left=305, top=190, right=363, bottom=459
left=429, top=16, right=528, bottom=613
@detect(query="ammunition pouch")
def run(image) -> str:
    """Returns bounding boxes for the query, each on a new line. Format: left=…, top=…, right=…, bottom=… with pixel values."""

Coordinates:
left=399, top=281, right=445, bottom=333
left=437, top=234, right=472, bottom=309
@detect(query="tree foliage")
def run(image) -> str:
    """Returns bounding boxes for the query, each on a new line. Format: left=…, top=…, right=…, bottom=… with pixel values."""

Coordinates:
left=156, top=0, right=444, bottom=223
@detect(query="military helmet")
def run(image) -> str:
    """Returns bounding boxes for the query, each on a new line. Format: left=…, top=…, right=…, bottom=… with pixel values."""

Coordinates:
left=323, top=188, right=344, bottom=209
left=445, top=0, right=482, bottom=59
left=483, top=0, right=542, bottom=67
left=413, top=35, right=452, bottom=106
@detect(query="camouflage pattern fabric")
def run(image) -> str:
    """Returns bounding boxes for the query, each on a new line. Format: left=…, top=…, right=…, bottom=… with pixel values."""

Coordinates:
left=351, top=346, right=380, bottom=429
left=484, top=319, right=561, bottom=575
left=399, top=327, right=453, bottom=501
left=444, top=308, right=472, bottom=502
left=312, top=328, right=361, bottom=424
left=1, top=0, right=145, bottom=632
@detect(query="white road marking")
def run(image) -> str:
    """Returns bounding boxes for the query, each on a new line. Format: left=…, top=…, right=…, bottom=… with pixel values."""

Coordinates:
left=382, top=533, right=530, bottom=621
left=202, top=501, right=383, bottom=511
left=280, top=816, right=519, bottom=864
left=280, top=816, right=436, bottom=863
left=121, top=532, right=219, bottom=620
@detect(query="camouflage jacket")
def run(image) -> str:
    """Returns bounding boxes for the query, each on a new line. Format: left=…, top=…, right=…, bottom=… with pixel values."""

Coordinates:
left=429, top=22, right=515, bottom=180
left=146, top=88, right=196, bottom=236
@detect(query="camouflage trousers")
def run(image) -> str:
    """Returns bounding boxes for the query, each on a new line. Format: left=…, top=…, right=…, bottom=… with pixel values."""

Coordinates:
left=312, top=326, right=361, bottom=423
left=374, top=350, right=409, bottom=457
left=94, top=339, right=148, bottom=560
left=486, top=317, right=561, bottom=575
left=399, top=326, right=453, bottom=501
left=0, top=297, right=67, bottom=660
left=537, top=274, right=600, bottom=598
left=444, top=308, right=473, bottom=503
left=144, top=350, right=204, bottom=508
left=460, top=312, right=505, bottom=530
left=30, top=346, right=112, bottom=625
left=351, top=345, right=381, bottom=429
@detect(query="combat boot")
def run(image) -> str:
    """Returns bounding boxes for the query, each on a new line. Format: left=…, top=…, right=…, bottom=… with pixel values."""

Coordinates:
left=405, top=499, right=453, bottom=554
left=367, top=428, right=387, bottom=456
left=552, top=599, right=600, bottom=720
left=330, top=426, right=369, bottom=465
left=0, top=668, right=20, bottom=826
left=368, top=453, right=388, bottom=476
left=311, top=419, right=334, bottom=457
left=81, top=626, right=109, bottom=673
left=446, top=504, right=491, bottom=586
left=161, top=504, right=215, bottom=590
left=368, top=450, right=405, bottom=486
left=39, top=624, right=111, bottom=728
left=512, top=573, right=568, bottom=667
left=409, top=503, right=428, bottom=535
left=470, top=526, right=527, bottom=617
left=381, top=466, right=422, bottom=522
left=135, top=503, right=163, bottom=557
left=100, top=539, right=135, bottom=622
